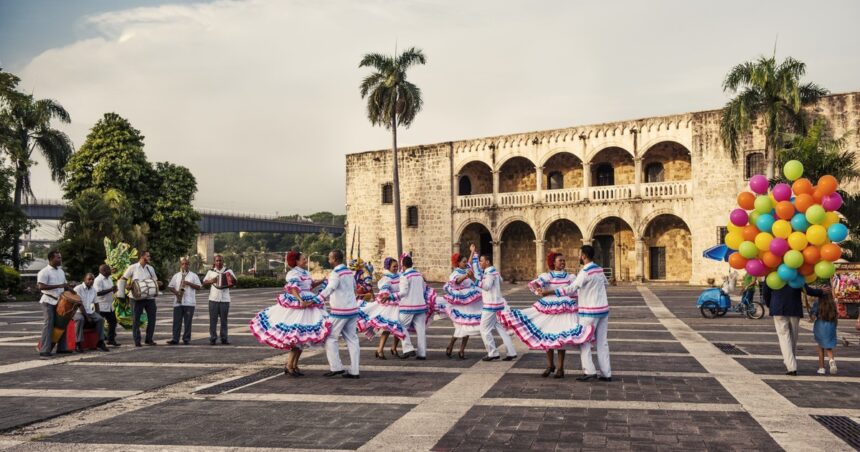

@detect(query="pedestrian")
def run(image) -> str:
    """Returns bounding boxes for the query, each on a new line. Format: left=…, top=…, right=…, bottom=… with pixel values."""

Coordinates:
left=811, top=291, right=839, bottom=375
left=203, top=254, right=237, bottom=345
left=36, top=250, right=72, bottom=357
left=315, top=250, right=361, bottom=378
left=473, top=249, right=517, bottom=362
left=166, top=258, right=202, bottom=345
left=441, top=251, right=482, bottom=359
left=762, top=283, right=827, bottom=376
left=94, top=264, right=120, bottom=346
left=120, top=250, right=159, bottom=347
left=72, top=273, right=110, bottom=353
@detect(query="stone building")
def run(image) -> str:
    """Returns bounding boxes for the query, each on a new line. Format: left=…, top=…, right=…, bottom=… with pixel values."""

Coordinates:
left=346, top=92, right=860, bottom=284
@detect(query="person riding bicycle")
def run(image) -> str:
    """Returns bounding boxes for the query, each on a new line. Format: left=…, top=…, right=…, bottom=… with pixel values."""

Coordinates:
left=741, top=273, right=757, bottom=305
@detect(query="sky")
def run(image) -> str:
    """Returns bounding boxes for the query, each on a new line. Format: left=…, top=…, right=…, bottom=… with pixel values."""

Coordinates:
left=2, top=0, right=860, bottom=216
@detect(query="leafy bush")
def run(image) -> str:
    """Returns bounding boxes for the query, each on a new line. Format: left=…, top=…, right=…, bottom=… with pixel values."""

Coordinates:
left=236, top=275, right=283, bottom=288
left=0, top=265, right=22, bottom=294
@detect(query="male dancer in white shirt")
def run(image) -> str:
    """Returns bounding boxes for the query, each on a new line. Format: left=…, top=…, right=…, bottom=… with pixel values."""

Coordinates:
left=473, top=248, right=517, bottom=362
left=396, top=255, right=429, bottom=360
left=315, top=250, right=361, bottom=378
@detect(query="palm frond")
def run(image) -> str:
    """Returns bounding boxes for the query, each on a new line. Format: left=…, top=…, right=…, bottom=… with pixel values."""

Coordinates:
left=719, top=89, right=760, bottom=161
left=722, top=60, right=758, bottom=92
left=33, top=127, right=74, bottom=182
left=396, top=81, right=423, bottom=128
left=359, top=53, right=394, bottom=72
left=34, top=98, right=71, bottom=123
left=359, top=73, right=384, bottom=98
left=395, top=48, right=426, bottom=70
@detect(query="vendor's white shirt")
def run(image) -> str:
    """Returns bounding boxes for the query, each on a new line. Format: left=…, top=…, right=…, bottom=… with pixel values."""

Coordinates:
left=37, top=265, right=66, bottom=305
left=169, top=271, right=202, bottom=307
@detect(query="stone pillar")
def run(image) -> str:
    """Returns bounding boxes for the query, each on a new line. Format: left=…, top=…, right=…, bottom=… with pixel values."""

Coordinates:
left=453, top=173, right=460, bottom=201
left=634, top=157, right=643, bottom=198
left=492, top=240, right=503, bottom=275
left=535, top=166, right=544, bottom=203
left=582, top=162, right=591, bottom=200
left=492, top=170, right=500, bottom=206
left=635, top=237, right=645, bottom=282
left=535, top=239, right=546, bottom=275
left=197, top=233, right=216, bottom=265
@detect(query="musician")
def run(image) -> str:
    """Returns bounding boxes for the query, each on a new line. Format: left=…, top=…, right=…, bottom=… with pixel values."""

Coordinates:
left=120, top=250, right=159, bottom=347
left=37, top=250, right=72, bottom=357
left=167, top=258, right=202, bottom=345
left=94, top=264, right=120, bottom=346
left=203, top=254, right=236, bottom=345
left=73, top=273, right=110, bottom=353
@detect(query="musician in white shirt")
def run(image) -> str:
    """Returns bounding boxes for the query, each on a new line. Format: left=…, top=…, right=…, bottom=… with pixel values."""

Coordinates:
left=203, top=254, right=236, bottom=345
left=120, top=250, right=159, bottom=347
left=73, top=273, right=110, bottom=353
left=36, top=250, right=72, bottom=357
left=167, top=258, right=202, bottom=345
left=94, top=264, right=120, bottom=346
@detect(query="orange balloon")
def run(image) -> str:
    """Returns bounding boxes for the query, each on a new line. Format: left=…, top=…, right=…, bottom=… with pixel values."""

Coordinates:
left=729, top=253, right=748, bottom=270
left=762, top=251, right=782, bottom=269
left=812, top=187, right=825, bottom=203
left=802, top=245, right=821, bottom=265
left=742, top=225, right=760, bottom=242
left=821, top=243, right=842, bottom=262
left=775, top=201, right=795, bottom=220
left=818, top=175, right=838, bottom=195
left=794, top=194, right=815, bottom=213
left=799, top=263, right=815, bottom=276
left=792, top=178, right=813, bottom=195
left=737, top=192, right=756, bottom=210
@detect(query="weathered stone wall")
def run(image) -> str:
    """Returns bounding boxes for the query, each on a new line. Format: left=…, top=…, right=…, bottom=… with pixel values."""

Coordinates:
left=591, top=147, right=634, bottom=185
left=499, top=157, right=536, bottom=193
left=644, top=215, right=692, bottom=281
left=543, top=219, right=583, bottom=272
left=500, top=221, right=536, bottom=282
left=458, top=161, right=493, bottom=195
left=544, top=153, right=583, bottom=189
left=642, top=141, right=692, bottom=181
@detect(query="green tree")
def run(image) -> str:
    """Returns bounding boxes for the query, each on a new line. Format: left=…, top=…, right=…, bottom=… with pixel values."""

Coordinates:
left=0, top=80, right=73, bottom=269
left=63, top=113, right=157, bottom=225
left=776, top=118, right=858, bottom=184
left=0, top=162, right=35, bottom=265
left=58, top=189, right=119, bottom=279
left=359, top=47, right=426, bottom=257
left=147, top=162, right=201, bottom=276
left=720, top=55, right=828, bottom=178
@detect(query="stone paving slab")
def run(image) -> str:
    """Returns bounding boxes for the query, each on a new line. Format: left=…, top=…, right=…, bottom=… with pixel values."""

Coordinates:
left=43, top=399, right=414, bottom=449
left=82, top=344, right=280, bottom=364
left=0, top=396, right=117, bottom=432
left=601, top=330, right=675, bottom=340
left=0, top=364, right=221, bottom=391
left=763, top=379, right=860, bottom=409
left=234, top=370, right=457, bottom=397
left=0, top=346, right=41, bottom=365
left=513, top=353, right=707, bottom=373
left=735, top=357, right=860, bottom=376
left=303, top=349, right=484, bottom=367
left=483, top=374, right=738, bottom=404
left=430, top=405, right=782, bottom=451
left=737, top=342, right=860, bottom=358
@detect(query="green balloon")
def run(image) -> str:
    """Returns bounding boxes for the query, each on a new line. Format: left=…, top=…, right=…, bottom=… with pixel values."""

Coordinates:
left=739, top=241, right=759, bottom=259
left=783, top=160, right=804, bottom=181
left=815, top=260, right=836, bottom=279
left=806, top=205, right=826, bottom=225
left=754, top=195, right=773, bottom=214
left=749, top=211, right=762, bottom=225
left=783, top=250, right=804, bottom=269
left=766, top=271, right=786, bottom=290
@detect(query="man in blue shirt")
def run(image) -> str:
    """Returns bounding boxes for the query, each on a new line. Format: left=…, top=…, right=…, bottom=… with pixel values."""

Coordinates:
left=762, top=283, right=828, bottom=376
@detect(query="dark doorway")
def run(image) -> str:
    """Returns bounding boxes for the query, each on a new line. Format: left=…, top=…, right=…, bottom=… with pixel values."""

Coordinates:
left=480, top=232, right=493, bottom=262
left=649, top=247, right=667, bottom=280
left=594, top=164, right=615, bottom=186
left=645, top=162, right=665, bottom=183
left=458, top=176, right=472, bottom=196
left=593, top=235, right=615, bottom=279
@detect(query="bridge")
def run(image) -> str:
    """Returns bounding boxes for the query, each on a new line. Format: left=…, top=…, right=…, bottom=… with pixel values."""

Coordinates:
left=21, top=199, right=345, bottom=263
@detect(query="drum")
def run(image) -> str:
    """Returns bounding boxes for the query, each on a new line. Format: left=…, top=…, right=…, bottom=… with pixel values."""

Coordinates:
left=52, top=291, right=81, bottom=343
left=131, top=279, right=159, bottom=299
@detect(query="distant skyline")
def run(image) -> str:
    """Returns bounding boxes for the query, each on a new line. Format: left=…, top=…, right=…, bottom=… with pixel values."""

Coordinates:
left=2, top=0, right=860, bottom=216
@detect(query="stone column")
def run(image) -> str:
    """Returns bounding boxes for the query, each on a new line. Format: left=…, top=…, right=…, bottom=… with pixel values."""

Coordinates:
left=535, top=239, right=546, bottom=275
left=492, top=170, right=501, bottom=206
left=582, top=162, right=591, bottom=201
left=453, top=173, right=460, bottom=204
left=535, top=166, right=544, bottom=203
left=635, top=237, right=645, bottom=282
left=492, top=240, right=503, bottom=275
left=197, top=233, right=216, bottom=265
left=634, top=157, right=643, bottom=198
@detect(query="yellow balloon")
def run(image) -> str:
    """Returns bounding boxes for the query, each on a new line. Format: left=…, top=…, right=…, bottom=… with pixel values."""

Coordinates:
left=754, top=232, right=774, bottom=251
left=788, top=231, right=808, bottom=251
left=769, top=192, right=776, bottom=203
left=727, top=223, right=743, bottom=234
left=725, top=232, right=743, bottom=250
left=772, top=220, right=792, bottom=239
left=805, top=273, right=817, bottom=283
left=807, top=224, right=828, bottom=246
left=822, top=212, right=840, bottom=228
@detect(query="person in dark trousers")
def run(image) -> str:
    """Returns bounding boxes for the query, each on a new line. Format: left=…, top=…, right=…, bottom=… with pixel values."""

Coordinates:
left=94, top=264, right=120, bottom=346
left=762, top=283, right=829, bottom=375
left=203, top=255, right=237, bottom=345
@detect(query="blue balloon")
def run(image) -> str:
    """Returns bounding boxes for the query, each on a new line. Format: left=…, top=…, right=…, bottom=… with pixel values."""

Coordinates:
left=777, top=263, right=798, bottom=282
left=828, top=223, right=849, bottom=242
left=756, top=213, right=776, bottom=234
left=790, top=213, right=809, bottom=232
left=788, top=275, right=806, bottom=288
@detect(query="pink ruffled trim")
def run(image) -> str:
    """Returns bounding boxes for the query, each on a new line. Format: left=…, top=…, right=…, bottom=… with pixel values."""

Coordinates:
left=498, top=310, right=594, bottom=350
left=249, top=314, right=332, bottom=350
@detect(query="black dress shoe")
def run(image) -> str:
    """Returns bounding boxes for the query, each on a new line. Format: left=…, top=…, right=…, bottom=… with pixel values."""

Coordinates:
left=323, top=370, right=346, bottom=377
left=209, top=339, right=217, bottom=345
left=107, top=341, right=121, bottom=346
left=598, top=376, right=612, bottom=382
left=182, top=341, right=190, bottom=345
left=97, top=342, right=110, bottom=352
left=541, top=366, right=556, bottom=378
left=785, top=370, right=797, bottom=376
left=576, top=374, right=598, bottom=381
left=75, top=343, right=85, bottom=353
left=221, top=340, right=231, bottom=345
left=135, top=343, right=142, bottom=347
left=145, top=341, right=157, bottom=346
left=502, top=355, right=517, bottom=361
left=481, top=355, right=500, bottom=362
left=416, top=356, right=427, bottom=361
left=342, top=373, right=360, bottom=379
left=56, top=349, right=73, bottom=354
left=166, top=340, right=179, bottom=345
left=39, top=352, right=54, bottom=357
left=400, top=351, right=417, bottom=359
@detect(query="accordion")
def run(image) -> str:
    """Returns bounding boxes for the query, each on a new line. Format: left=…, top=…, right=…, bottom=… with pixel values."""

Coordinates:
left=215, top=270, right=236, bottom=290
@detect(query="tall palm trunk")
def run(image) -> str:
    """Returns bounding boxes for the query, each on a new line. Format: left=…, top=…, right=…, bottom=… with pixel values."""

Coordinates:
left=391, top=110, right=403, bottom=257
left=765, top=141, right=774, bottom=179
left=11, top=163, right=25, bottom=270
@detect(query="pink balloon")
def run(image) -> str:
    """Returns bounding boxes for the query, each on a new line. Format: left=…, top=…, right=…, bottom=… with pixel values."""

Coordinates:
left=749, top=175, right=769, bottom=195
left=822, top=192, right=843, bottom=211
left=769, top=237, right=790, bottom=257
left=729, top=209, right=749, bottom=226
left=745, top=258, right=767, bottom=277
left=772, top=183, right=792, bottom=202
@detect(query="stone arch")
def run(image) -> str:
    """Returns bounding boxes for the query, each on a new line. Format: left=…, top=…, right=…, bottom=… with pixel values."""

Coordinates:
left=588, top=216, right=636, bottom=282
left=455, top=160, right=493, bottom=195
left=495, top=215, right=535, bottom=239
left=641, top=213, right=692, bottom=281
left=636, top=208, right=683, bottom=237
left=542, top=218, right=584, bottom=272
left=588, top=147, right=634, bottom=186
left=542, top=151, right=583, bottom=191
left=500, top=220, right=536, bottom=282
left=497, top=156, right=537, bottom=193
left=640, top=141, right=692, bottom=182
left=455, top=219, right=494, bottom=243
left=456, top=221, right=494, bottom=262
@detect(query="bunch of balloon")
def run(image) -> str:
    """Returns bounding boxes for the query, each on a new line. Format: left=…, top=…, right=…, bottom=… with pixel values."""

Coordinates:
left=725, top=160, right=848, bottom=289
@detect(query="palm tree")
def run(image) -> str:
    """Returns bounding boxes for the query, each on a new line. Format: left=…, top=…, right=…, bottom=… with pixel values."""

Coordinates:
left=776, top=118, right=858, bottom=184
left=359, top=47, right=426, bottom=257
left=0, top=92, right=74, bottom=269
left=720, top=55, right=828, bottom=178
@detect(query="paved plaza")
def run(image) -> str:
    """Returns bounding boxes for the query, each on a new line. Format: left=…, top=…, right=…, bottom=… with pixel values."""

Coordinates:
left=0, top=284, right=858, bottom=451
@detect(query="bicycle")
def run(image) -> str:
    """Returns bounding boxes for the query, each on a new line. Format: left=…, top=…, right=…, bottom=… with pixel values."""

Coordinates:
left=698, top=284, right=765, bottom=319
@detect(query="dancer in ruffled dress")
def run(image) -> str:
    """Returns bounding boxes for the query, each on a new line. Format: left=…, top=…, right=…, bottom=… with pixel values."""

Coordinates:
left=250, top=251, right=331, bottom=376
left=441, top=249, right=482, bottom=359
left=358, top=257, right=403, bottom=359
left=499, top=252, right=593, bottom=378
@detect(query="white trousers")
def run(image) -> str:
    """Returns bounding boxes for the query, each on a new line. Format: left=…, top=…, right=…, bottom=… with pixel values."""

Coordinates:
left=325, top=316, right=360, bottom=375
left=773, top=315, right=800, bottom=372
left=480, top=310, right=516, bottom=358
left=580, top=315, right=611, bottom=377
left=399, top=312, right=427, bottom=357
